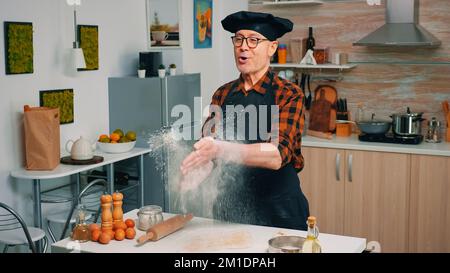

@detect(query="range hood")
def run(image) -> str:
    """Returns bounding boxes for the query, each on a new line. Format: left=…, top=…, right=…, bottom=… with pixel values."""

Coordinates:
left=353, top=0, right=441, bottom=47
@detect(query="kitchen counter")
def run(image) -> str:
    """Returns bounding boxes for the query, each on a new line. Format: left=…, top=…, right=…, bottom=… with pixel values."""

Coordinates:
left=51, top=209, right=366, bottom=253
left=302, top=134, right=450, bottom=157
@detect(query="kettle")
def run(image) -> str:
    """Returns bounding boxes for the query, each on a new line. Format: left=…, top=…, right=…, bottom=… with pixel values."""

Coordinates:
left=65, top=136, right=96, bottom=160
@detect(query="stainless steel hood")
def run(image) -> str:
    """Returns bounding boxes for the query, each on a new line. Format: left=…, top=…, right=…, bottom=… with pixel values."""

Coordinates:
left=353, top=0, right=441, bottom=47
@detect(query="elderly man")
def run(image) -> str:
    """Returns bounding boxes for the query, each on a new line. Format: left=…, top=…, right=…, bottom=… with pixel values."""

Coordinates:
left=180, top=11, right=309, bottom=230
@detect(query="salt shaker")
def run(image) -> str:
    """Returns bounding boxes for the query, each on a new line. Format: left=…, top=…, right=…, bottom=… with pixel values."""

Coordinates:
left=425, top=117, right=442, bottom=143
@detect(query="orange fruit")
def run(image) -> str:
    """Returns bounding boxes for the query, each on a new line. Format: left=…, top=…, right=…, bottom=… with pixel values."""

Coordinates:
left=110, top=140, right=118, bottom=144
left=125, top=219, right=135, bottom=228
left=113, top=221, right=128, bottom=231
left=91, top=230, right=101, bottom=242
left=89, top=223, right=100, bottom=233
left=114, top=229, right=126, bottom=241
left=98, top=134, right=109, bottom=141
left=98, top=232, right=111, bottom=244
left=99, top=137, right=110, bottom=143
left=104, top=229, right=115, bottom=240
left=110, top=133, right=120, bottom=142
left=125, top=228, right=136, bottom=239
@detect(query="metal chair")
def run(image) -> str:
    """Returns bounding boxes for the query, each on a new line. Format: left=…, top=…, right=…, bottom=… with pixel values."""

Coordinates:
left=46, top=179, right=107, bottom=242
left=0, top=202, right=48, bottom=253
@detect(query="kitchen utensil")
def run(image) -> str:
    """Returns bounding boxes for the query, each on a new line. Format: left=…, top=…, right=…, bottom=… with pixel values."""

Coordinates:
left=60, top=155, right=104, bottom=165
left=137, top=205, right=164, bottom=231
left=97, top=140, right=136, bottom=153
left=268, top=235, right=306, bottom=253
left=356, top=113, right=391, bottom=135
left=391, top=107, right=424, bottom=136
left=336, top=122, right=352, bottom=137
left=307, top=129, right=333, bottom=140
left=425, top=117, right=442, bottom=143
left=137, top=213, right=193, bottom=244
left=309, top=85, right=338, bottom=133
left=306, top=74, right=312, bottom=110
left=65, top=136, right=96, bottom=160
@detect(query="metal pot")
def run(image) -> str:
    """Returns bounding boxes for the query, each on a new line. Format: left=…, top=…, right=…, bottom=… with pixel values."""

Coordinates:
left=391, top=107, right=424, bottom=136
left=268, top=235, right=306, bottom=253
left=356, top=113, right=391, bottom=135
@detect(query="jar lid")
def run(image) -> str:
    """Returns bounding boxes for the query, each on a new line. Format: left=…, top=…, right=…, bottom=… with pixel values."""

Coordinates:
left=392, top=107, right=423, bottom=118
left=138, top=205, right=162, bottom=215
left=428, top=117, right=441, bottom=127
left=278, top=44, right=287, bottom=49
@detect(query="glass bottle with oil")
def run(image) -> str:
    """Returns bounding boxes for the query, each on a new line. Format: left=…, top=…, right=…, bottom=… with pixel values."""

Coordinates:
left=71, top=204, right=90, bottom=242
left=302, top=216, right=322, bottom=253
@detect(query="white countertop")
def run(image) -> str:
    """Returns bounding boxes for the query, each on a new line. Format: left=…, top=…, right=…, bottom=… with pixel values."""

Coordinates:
left=10, top=147, right=151, bottom=180
left=51, top=209, right=366, bottom=253
left=302, top=134, right=450, bottom=157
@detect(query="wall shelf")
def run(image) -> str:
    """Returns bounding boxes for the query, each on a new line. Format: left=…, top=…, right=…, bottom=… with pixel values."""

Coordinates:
left=270, top=63, right=357, bottom=71
left=256, top=0, right=324, bottom=6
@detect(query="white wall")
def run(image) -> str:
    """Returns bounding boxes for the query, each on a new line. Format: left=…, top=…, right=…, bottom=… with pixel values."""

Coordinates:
left=181, top=0, right=249, bottom=112
left=0, top=0, right=248, bottom=241
left=0, top=0, right=148, bottom=223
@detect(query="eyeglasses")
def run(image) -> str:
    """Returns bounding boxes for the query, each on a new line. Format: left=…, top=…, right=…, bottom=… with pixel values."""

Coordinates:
left=231, top=36, right=270, bottom=49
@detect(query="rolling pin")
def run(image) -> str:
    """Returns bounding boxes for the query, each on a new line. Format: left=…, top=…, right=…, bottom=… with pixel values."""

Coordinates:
left=307, top=129, right=333, bottom=140
left=137, top=213, right=193, bottom=244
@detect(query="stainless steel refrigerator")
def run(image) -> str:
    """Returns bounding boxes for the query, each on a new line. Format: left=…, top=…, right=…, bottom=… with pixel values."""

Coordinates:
left=108, top=74, right=202, bottom=213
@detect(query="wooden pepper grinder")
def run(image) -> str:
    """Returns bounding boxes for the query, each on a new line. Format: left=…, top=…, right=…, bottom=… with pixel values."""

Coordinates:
left=112, top=191, right=124, bottom=224
left=100, top=193, right=113, bottom=233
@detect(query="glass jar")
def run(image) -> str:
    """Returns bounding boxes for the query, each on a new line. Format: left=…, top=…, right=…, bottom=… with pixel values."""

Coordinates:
left=425, top=117, right=442, bottom=143
left=137, top=205, right=164, bottom=231
left=71, top=204, right=90, bottom=242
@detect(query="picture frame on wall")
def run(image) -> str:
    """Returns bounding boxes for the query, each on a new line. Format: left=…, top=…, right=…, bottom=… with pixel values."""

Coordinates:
left=4, top=21, right=33, bottom=75
left=146, top=0, right=181, bottom=49
left=194, top=0, right=212, bottom=49
left=39, top=89, right=74, bottom=124
left=77, top=25, right=99, bottom=71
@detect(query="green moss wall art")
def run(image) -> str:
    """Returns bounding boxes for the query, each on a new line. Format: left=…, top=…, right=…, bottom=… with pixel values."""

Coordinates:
left=4, top=22, right=33, bottom=74
left=39, top=89, right=74, bottom=124
left=78, top=25, right=99, bottom=71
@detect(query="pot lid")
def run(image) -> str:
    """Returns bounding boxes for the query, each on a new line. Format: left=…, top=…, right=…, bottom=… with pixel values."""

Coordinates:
left=392, top=107, right=423, bottom=117
left=359, top=113, right=391, bottom=124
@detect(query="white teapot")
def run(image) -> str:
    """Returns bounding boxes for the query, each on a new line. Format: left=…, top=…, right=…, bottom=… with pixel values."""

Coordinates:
left=65, top=136, right=96, bottom=160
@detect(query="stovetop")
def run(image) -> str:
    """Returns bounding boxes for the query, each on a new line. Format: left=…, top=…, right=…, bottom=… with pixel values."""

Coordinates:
left=358, top=133, right=423, bottom=145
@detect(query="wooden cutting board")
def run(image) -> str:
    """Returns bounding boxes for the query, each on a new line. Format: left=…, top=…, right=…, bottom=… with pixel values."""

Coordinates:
left=60, top=156, right=104, bottom=165
left=309, top=85, right=337, bottom=132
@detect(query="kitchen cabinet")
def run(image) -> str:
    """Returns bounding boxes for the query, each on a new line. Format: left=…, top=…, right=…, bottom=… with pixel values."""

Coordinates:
left=409, top=155, right=450, bottom=253
left=300, top=147, right=410, bottom=252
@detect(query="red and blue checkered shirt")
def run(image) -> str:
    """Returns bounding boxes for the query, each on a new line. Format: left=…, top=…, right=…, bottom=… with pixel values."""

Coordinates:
left=203, top=69, right=305, bottom=172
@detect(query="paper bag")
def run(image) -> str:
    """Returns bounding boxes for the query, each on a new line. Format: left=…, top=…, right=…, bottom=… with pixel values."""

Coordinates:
left=24, top=106, right=60, bottom=170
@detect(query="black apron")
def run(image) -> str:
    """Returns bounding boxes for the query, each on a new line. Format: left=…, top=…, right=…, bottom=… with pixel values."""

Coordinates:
left=212, top=75, right=310, bottom=230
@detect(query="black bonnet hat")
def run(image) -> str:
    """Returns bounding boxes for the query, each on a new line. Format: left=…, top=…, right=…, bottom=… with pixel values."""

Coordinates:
left=221, top=11, right=293, bottom=41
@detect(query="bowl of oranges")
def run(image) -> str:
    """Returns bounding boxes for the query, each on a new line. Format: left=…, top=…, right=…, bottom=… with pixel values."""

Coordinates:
left=97, top=129, right=137, bottom=153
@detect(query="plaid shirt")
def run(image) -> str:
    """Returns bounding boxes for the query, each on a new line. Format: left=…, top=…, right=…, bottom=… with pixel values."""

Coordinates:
left=203, top=69, right=305, bottom=172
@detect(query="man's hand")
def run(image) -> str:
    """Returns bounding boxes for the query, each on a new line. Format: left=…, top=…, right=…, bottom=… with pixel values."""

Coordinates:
left=179, top=160, right=214, bottom=192
left=180, top=137, right=220, bottom=175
